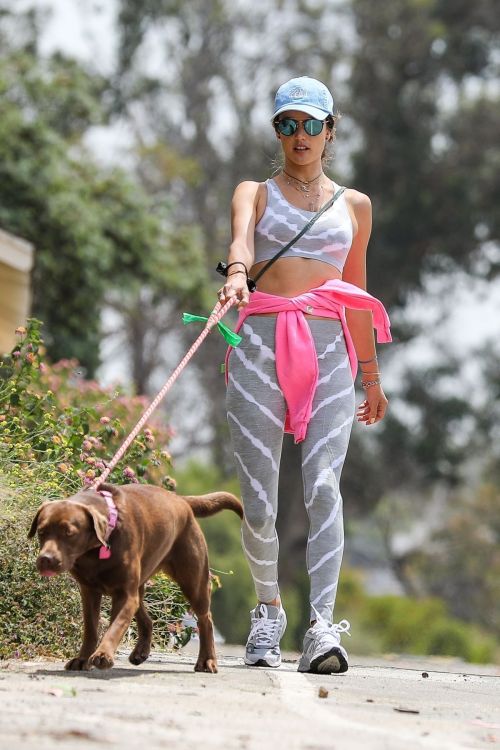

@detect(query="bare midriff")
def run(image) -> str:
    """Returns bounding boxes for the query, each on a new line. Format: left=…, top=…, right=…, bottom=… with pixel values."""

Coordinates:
left=248, top=256, right=343, bottom=319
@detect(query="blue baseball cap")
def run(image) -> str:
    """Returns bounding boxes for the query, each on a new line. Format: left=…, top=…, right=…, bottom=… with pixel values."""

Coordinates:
left=272, top=76, right=335, bottom=121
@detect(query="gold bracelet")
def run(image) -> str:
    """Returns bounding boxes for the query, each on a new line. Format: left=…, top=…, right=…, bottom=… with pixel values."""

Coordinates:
left=362, top=378, right=381, bottom=389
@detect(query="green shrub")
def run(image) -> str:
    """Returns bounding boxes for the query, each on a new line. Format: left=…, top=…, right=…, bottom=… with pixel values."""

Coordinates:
left=0, top=319, right=175, bottom=490
left=361, top=594, right=497, bottom=663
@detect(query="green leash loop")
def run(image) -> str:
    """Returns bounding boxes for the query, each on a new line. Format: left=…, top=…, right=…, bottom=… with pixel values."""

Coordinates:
left=182, top=313, right=242, bottom=347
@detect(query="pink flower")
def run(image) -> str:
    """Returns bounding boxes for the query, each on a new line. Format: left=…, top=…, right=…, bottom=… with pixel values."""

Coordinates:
left=100, top=416, right=111, bottom=425
left=123, top=466, right=135, bottom=479
left=12, top=351, right=21, bottom=359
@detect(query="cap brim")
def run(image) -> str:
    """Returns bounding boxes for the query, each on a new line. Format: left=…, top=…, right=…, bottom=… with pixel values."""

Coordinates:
left=271, top=103, right=330, bottom=121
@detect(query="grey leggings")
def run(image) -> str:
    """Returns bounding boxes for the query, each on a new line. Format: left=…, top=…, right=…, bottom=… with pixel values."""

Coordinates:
left=226, top=316, right=355, bottom=622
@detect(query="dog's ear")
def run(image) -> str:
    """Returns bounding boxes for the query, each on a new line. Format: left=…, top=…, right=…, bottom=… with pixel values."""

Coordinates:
left=80, top=505, right=108, bottom=546
left=27, top=502, right=52, bottom=539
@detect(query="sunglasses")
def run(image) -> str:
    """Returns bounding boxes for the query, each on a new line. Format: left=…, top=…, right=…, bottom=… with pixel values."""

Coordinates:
left=275, top=117, right=325, bottom=137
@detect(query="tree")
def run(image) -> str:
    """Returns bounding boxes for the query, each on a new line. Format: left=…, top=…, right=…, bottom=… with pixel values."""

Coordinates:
left=349, top=0, right=500, bottom=307
left=0, top=9, right=206, bottom=381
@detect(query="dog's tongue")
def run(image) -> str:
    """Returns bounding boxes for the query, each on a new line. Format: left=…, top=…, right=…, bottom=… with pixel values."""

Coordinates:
left=40, top=570, right=57, bottom=577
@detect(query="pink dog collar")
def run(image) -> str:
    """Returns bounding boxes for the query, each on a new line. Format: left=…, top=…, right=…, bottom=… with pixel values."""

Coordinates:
left=98, top=489, right=118, bottom=560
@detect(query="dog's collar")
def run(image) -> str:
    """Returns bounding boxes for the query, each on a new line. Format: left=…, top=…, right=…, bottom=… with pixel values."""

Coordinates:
left=98, top=489, right=118, bottom=560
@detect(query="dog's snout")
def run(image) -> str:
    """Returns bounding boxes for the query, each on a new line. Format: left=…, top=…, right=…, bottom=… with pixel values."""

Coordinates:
left=37, top=553, right=61, bottom=577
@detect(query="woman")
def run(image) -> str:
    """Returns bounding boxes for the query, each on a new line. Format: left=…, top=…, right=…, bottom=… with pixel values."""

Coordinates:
left=218, top=76, right=391, bottom=674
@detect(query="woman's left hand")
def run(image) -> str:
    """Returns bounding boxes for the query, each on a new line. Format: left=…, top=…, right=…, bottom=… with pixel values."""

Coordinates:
left=356, top=384, right=388, bottom=425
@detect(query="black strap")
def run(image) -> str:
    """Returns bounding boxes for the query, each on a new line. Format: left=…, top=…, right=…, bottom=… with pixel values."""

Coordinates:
left=251, top=186, right=346, bottom=288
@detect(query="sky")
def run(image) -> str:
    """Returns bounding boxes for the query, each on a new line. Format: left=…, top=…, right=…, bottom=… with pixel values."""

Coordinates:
left=20, top=0, right=500, bottom=389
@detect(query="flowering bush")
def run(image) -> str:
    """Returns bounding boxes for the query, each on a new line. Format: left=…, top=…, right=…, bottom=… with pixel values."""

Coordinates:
left=0, top=319, right=176, bottom=491
left=0, top=319, right=193, bottom=659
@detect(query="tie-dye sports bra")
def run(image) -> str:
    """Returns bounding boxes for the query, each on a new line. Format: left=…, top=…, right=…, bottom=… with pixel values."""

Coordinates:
left=253, top=178, right=353, bottom=273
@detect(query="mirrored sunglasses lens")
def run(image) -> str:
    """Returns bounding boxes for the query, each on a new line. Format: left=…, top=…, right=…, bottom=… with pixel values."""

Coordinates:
left=304, top=120, right=324, bottom=136
left=278, top=119, right=297, bottom=136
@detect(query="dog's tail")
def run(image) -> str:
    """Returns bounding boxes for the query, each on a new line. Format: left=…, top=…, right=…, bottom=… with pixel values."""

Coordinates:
left=183, top=492, right=243, bottom=519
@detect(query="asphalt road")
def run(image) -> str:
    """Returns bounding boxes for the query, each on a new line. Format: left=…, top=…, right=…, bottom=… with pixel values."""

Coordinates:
left=1, top=646, right=499, bottom=750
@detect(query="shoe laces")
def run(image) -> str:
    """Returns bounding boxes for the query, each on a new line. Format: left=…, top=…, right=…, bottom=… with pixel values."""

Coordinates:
left=249, top=604, right=282, bottom=648
left=310, top=608, right=351, bottom=647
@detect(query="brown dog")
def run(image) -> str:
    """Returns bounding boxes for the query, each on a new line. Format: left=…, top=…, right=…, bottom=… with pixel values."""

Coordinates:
left=28, top=483, right=242, bottom=673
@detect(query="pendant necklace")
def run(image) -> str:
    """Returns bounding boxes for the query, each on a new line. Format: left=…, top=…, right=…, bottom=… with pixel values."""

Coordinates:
left=282, top=169, right=324, bottom=211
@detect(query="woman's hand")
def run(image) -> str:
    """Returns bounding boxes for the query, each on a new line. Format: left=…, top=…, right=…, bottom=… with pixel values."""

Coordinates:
left=356, top=384, right=388, bottom=425
left=217, top=270, right=250, bottom=310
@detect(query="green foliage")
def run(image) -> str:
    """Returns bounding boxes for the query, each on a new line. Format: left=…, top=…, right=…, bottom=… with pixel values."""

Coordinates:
left=0, top=320, right=174, bottom=489
left=0, top=12, right=208, bottom=377
left=350, top=0, right=500, bottom=306
left=359, top=595, right=497, bottom=664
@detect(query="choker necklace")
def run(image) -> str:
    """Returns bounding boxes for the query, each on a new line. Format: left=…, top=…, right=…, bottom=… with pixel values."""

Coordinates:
left=282, top=170, right=324, bottom=211
left=282, top=169, right=323, bottom=193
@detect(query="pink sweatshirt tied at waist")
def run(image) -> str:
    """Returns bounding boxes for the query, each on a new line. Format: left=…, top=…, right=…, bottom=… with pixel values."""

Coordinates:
left=224, top=279, right=392, bottom=444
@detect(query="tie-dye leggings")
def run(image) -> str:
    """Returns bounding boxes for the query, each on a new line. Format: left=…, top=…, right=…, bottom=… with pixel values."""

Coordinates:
left=226, top=315, right=355, bottom=622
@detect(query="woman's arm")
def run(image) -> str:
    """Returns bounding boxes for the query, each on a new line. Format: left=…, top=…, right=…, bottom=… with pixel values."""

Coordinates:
left=343, top=190, right=388, bottom=425
left=218, top=181, right=261, bottom=309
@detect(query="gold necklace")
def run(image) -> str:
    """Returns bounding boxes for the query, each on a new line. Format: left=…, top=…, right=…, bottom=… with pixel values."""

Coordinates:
left=282, top=169, right=323, bottom=193
left=282, top=170, right=324, bottom=211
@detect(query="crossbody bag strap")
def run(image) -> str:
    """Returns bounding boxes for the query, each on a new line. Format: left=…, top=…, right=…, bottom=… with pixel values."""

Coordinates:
left=250, top=185, right=346, bottom=289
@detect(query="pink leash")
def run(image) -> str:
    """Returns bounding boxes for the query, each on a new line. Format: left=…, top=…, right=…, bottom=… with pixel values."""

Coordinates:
left=90, top=298, right=237, bottom=491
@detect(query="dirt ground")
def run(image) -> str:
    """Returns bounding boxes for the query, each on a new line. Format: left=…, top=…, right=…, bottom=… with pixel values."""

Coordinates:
left=1, top=644, right=500, bottom=750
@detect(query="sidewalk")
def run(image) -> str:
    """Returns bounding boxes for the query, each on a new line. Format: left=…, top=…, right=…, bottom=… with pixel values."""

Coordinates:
left=1, top=644, right=499, bottom=750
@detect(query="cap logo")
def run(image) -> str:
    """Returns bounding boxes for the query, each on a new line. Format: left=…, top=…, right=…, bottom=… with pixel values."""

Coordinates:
left=289, top=86, right=306, bottom=99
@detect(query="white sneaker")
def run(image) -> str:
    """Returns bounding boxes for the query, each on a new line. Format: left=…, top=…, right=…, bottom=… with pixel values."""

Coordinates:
left=244, top=603, right=287, bottom=668
left=298, top=612, right=350, bottom=674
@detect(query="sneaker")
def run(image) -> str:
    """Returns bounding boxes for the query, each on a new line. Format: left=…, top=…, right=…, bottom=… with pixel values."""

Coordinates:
left=244, top=603, right=287, bottom=668
left=298, top=613, right=351, bottom=674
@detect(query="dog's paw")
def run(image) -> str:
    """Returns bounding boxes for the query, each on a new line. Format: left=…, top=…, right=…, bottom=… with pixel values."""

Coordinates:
left=129, top=643, right=151, bottom=666
left=65, top=657, right=91, bottom=671
left=195, top=658, right=218, bottom=674
left=89, top=649, right=114, bottom=670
